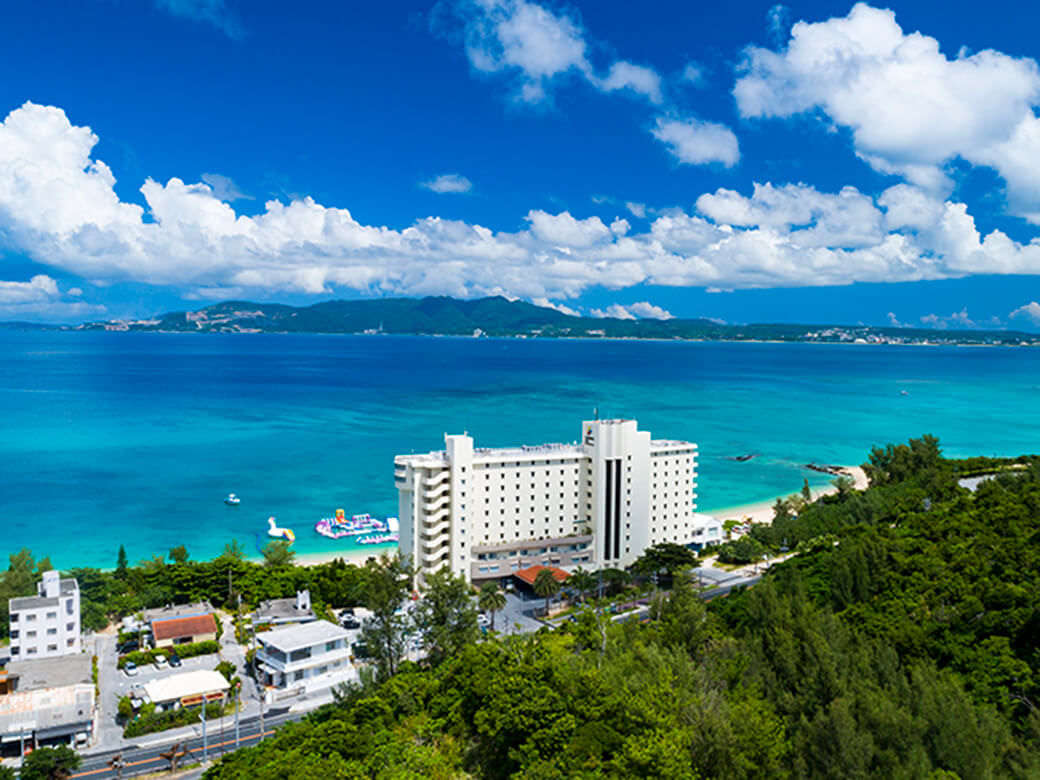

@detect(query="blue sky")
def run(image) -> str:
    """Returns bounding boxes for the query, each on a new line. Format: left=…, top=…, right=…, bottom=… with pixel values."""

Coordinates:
left=2, top=0, right=1040, bottom=330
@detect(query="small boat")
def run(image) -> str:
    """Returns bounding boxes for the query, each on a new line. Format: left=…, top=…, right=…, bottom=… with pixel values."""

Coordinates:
left=224, top=493, right=241, bottom=506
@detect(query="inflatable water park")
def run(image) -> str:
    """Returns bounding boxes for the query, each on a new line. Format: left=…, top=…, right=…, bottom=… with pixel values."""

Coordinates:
left=315, top=510, right=399, bottom=544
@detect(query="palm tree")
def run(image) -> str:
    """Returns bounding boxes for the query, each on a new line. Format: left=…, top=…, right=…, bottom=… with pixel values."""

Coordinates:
left=478, top=583, right=507, bottom=630
left=222, top=539, right=246, bottom=560
left=566, top=567, right=596, bottom=604
left=533, top=569, right=561, bottom=617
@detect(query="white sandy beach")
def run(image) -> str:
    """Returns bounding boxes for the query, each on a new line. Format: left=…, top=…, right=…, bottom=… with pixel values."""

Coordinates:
left=706, top=465, right=868, bottom=526
left=290, top=466, right=869, bottom=568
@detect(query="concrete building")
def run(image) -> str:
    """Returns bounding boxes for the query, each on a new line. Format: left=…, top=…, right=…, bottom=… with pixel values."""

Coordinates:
left=254, top=590, right=316, bottom=627
left=8, top=571, right=81, bottom=659
left=142, top=670, right=229, bottom=712
left=0, top=654, right=94, bottom=751
left=254, top=621, right=353, bottom=698
left=395, top=419, right=720, bottom=585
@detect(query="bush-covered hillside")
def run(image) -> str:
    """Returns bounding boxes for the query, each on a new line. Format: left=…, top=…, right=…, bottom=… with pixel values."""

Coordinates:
left=204, top=439, right=1040, bottom=779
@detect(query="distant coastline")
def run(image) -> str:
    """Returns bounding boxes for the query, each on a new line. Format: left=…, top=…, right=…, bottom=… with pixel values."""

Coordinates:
left=2, top=294, right=1037, bottom=347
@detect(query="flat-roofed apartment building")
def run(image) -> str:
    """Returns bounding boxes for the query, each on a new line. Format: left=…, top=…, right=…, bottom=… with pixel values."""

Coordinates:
left=396, top=419, right=718, bottom=585
left=8, top=571, right=81, bottom=659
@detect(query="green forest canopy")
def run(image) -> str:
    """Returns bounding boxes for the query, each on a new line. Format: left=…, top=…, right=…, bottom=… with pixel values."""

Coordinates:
left=194, top=438, right=1040, bottom=779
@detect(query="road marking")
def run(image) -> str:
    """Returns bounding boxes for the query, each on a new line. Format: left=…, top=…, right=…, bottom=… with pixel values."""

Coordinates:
left=70, top=729, right=276, bottom=777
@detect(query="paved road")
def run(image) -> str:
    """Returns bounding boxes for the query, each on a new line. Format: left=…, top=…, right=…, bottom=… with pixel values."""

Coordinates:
left=72, top=709, right=297, bottom=779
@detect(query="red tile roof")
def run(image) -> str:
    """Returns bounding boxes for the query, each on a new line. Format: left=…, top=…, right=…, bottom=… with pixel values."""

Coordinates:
left=151, top=613, right=217, bottom=642
left=514, top=565, right=569, bottom=587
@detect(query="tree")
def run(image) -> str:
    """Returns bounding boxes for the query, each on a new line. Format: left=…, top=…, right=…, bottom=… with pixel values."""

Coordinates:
left=801, top=478, right=812, bottom=503
left=416, top=569, right=478, bottom=665
left=222, top=539, right=246, bottom=560
left=138, top=554, right=166, bottom=575
left=360, top=553, right=412, bottom=680
left=478, top=582, right=507, bottom=630
left=115, top=544, right=129, bottom=579
left=600, top=567, right=631, bottom=596
left=832, top=473, right=855, bottom=499
left=565, top=567, right=596, bottom=604
left=632, top=543, right=697, bottom=577
left=261, top=540, right=295, bottom=567
left=533, top=569, right=561, bottom=616
left=0, top=765, right=14, bottom=780
left=19, top=745, right=81, bottom=780
left=168, top=545, right=189, bottom=564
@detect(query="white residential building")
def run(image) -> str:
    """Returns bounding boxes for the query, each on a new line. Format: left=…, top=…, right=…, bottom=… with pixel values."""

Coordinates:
left=395, top=419, right=720, bottom=585
left=254, top=621, right=354, bottom=699
left=8, top=571, right=81, bottom=659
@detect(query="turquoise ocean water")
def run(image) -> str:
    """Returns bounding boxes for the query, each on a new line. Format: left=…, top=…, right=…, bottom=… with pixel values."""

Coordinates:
left=2, top=331, right=1039, bottom=570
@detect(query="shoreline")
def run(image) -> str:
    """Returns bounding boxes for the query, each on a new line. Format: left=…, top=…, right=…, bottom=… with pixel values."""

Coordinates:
left=8, top=328, right=1036, bottom=349
left=288, top=466, right=869, bottom=569
left=704, top=465, right=869, bottom=526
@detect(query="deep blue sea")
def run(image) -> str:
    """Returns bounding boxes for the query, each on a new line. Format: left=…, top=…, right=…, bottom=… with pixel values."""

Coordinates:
left=2, top=331, right=1039, bottom=570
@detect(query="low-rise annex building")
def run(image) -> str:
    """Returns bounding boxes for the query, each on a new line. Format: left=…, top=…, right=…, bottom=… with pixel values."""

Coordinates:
left=0, top=654, right=94, bottom=751
left=395, top=418, right=721, bottom=585
left=8, top=571, right=81, bottom=659
left=254, top=621, right=354, bottom=700
left=254, top=590, right=316, bottom=627
left=142, top=670, right=229, bottom=712
left=150, top=613, right=218, bottom=649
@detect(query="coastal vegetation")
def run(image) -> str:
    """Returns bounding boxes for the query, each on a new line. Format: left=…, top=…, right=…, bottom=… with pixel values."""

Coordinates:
left=0, top=547, right=368, bottom=641
left=202, top=437, right=1040, bottom=779
left=47, top=295, right=1040, bottom=345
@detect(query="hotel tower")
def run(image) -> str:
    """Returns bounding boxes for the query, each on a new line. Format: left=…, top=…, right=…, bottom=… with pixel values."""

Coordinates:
left=394, top=419, right=720, bottom=585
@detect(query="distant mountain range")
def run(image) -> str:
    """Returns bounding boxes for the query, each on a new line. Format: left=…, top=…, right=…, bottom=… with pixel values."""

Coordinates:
left=3, top=295, right=1039, bottom=345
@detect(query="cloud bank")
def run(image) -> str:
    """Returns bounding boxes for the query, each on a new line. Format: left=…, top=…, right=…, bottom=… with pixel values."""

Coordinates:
left=5, top=102, right=1040, bottom=312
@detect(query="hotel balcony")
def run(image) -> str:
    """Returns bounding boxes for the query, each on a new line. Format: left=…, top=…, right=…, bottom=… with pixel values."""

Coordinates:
left=422, top=471, right=450, bottom=488
left=423, top=493, right=450, bottom=513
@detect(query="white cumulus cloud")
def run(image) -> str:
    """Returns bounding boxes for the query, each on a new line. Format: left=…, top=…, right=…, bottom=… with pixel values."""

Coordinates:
left=597, top=61, right=664, bottom=104
left=1009, top=301, right=1040, bottom=325
left=591, top=301, right=673, bottom=320
left=651, top=117, right=740, bottom=167
left=420, top=173, right=474, bottom=194
left=734, top=2, right=1040, bottom=220
left=8, top=102, right=1040, bottom=309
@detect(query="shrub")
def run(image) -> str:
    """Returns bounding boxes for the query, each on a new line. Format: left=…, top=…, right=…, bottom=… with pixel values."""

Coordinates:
left=118, top=640, right=220, bottom=668
left=123, top=701, right=225, bottom=738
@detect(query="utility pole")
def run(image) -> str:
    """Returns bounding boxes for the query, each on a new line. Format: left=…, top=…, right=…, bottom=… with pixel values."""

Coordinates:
left=201, top=696, right=208, bottom=764
left=234, top=680, right=241, bottom=748
left=252, top=609, right=265, bottom=742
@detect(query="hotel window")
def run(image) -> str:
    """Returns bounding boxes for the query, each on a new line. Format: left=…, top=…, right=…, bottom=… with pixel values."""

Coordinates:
left=46, top=611, right=57, bottom=619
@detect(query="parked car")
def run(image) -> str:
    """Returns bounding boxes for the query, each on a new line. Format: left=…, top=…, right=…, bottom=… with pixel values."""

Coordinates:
left=477, top=614, right=491, bottom=627
left=168, top=655, right=182, bottom=668
left=118, top=640, right=139, bottom=654
left=340, top=616, right=361, bottom=630
left=124, top=661, right=138, bottom=676
left=154, top=655, right=169, bottom=670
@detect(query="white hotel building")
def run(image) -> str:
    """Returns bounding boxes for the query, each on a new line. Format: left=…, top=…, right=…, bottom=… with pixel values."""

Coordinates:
left=395, top=419, right=721, bottom=584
